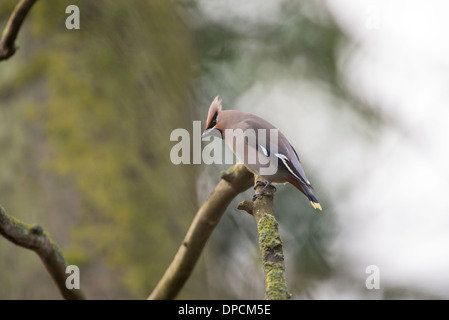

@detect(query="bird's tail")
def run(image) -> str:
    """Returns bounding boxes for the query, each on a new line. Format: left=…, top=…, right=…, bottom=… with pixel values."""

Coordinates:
left=286, top=176, right=322, bottom=211
left=305, top=189, right=322, bottom=211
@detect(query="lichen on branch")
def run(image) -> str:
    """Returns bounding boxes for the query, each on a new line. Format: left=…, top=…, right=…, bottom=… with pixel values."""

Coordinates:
left=258, top=214, right=290, bottom=300
left=239, top=177, right=291, bottom=300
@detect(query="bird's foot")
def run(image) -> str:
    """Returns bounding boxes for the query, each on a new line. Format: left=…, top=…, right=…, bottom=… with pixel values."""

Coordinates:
left=254, top=180, right=267, bottom=190
left=253, top=180, right=277, bottom=191
left=252, top=181, right=276, bottom=201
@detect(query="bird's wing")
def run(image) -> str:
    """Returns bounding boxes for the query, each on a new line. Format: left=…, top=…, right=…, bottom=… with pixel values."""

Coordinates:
left=240, top=118, right=311, bottom=188
left=286, top=144, right=312, bottom=188
left=275, top=145, right=312, bottom=188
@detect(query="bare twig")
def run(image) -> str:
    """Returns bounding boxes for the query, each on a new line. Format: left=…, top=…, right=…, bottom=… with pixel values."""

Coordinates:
left=148, top=164, right=254, bottom=300
left=239, top=177, right=291, bottom=300
left=0, top=206, right=85, bottom=300
left=0, top=0, right=38, bottom=61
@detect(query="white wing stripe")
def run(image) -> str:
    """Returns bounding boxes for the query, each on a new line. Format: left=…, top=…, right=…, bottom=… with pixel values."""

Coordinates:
left=259, top=145, right=269, bottom=157
left=275, top=153, right=302, bottom=181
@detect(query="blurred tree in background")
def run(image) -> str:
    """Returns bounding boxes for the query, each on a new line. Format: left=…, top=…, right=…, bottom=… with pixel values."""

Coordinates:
left=0, top=0, right=382, bottom=299
left=0, top=0, right=201, bottom=299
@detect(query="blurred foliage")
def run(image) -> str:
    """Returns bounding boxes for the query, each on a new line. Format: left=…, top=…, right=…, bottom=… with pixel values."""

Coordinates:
left=0, top=0, right=201, bottom=299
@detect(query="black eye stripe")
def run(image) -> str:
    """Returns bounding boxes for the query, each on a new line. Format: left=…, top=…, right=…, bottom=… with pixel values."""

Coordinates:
left=211, top=111, right=218, bottom=125
left=207, top=111, right=218, bottom=129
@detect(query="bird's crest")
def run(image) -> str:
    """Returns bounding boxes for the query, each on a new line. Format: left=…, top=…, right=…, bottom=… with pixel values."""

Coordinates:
left=210, top=96, right=222, bottom=112
left=205, top=96, right=222, bottom=130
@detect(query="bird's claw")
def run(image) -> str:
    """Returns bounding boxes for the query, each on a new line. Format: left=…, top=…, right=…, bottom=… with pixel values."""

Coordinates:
left=254, top=180, right=267, bottom=190
left=252, top=190, right=274, bottom=201
left=252, top=181, right=276, bottom=201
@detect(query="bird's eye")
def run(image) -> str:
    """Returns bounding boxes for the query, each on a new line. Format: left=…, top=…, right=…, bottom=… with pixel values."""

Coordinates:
left=207, top=111, right=218, bottom=129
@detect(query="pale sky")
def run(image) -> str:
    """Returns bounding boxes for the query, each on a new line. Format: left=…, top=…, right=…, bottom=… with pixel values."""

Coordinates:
left=325, top=0, right=449, bottom=298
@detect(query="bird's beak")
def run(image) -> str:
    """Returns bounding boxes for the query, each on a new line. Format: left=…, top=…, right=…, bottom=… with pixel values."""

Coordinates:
left=202, top=128, right=222, bottom=139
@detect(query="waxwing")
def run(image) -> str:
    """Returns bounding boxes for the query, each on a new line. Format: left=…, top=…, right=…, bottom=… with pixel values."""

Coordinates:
left=202, top=96, right=322, bottom=211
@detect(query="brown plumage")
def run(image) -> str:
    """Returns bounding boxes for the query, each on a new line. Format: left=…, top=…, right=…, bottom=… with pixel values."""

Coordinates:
left=202, top=96, right=322, bottom=210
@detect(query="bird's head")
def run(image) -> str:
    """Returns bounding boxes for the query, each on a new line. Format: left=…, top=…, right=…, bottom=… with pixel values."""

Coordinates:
left=202, top=96, right=224, bottom=139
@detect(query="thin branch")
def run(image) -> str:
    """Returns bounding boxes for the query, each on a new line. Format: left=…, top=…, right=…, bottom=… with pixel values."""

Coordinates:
left=148, top=164, right=254, bottom=300
left=0, top=206, right=85, bottom=300
left=0, top=0, right=38, bottom=61
left=239, top=177, right=291, bottom=300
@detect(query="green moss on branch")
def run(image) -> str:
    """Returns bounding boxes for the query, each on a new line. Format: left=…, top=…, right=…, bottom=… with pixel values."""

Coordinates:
left=239, top=177, right=291, bottom=300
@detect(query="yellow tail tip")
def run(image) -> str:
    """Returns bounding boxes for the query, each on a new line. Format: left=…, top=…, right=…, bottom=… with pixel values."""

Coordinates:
left=310, top=201, right=322, bottom=211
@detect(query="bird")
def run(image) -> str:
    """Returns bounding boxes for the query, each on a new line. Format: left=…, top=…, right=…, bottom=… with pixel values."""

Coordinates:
left=202, top=96, right=322, bottom=211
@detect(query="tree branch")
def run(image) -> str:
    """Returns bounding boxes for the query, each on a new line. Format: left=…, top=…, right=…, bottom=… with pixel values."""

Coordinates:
left=0, top=206, right=85, bottom=300
left=238, top=177, right=291, bottom=300
left=148, top=164, right=254, bottom=300
left=0, top=0, right=38, bottom=61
